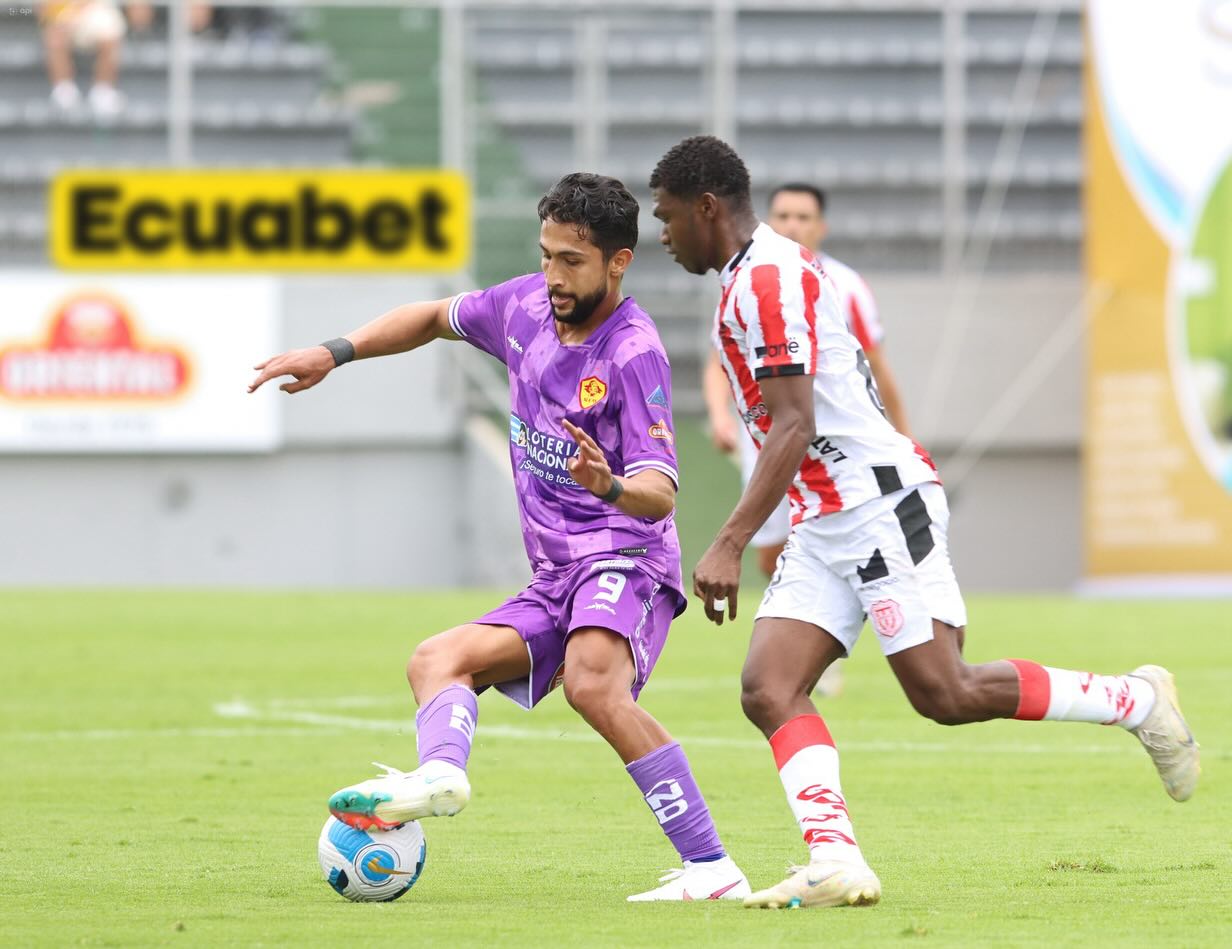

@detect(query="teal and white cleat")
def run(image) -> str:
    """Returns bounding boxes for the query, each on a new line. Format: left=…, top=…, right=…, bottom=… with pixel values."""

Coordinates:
left=626, top=856, right=751, bottom=902
left=743, top=860, right=881, bottom=909
left=328, top=760, right=470, bottom=831
left=1128, top=665, right=1200, bottom=802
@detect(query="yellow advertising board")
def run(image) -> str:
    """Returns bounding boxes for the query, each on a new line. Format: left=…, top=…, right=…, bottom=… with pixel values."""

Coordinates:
left=1085, top=1, right=1232, bottom=590
left=49, top=169, right=469, bottom=272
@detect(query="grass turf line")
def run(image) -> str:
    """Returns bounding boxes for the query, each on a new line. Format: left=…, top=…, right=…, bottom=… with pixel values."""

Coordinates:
left=0, top=591, right=1229, bottom=947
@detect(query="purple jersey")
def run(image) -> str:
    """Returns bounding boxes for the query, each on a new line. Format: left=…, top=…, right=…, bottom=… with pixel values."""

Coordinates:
left=448, top=273, right=684, bottom=598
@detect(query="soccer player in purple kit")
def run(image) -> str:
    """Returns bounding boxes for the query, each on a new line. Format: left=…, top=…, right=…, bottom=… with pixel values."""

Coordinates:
left=247, top=173, right=751, bottom=903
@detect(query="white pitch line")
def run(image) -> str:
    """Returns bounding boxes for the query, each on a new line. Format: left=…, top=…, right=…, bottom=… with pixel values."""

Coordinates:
left=0, top=726, right=351, bottom=742
left=213, top=699, right=1149, bottom=756
left=1, top=698, right=1192, bottom=757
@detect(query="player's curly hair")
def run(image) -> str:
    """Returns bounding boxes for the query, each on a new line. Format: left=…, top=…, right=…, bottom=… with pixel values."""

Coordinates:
left=537, top=173, right=639, bottom=258
left=649, top=135, right=751, bottom=209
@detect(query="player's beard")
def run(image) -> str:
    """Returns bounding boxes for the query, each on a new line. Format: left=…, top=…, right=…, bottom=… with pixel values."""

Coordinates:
left=551, top=279, right=608, bottom=325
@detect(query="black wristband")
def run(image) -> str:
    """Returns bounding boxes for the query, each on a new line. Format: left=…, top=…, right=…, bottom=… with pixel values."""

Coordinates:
left=599, top=478, right=624, bottom=504
left=320, top=337, right=355, bottom=367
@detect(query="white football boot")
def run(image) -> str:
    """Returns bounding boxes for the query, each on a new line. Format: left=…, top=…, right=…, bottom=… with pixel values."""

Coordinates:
left=743, top=860, right=881, bottom=909
left=626, top=856, right=751, bottom=902
left=328, top=760, right=470, bottom=831
left=1128, top=665, right=1200, bottom=802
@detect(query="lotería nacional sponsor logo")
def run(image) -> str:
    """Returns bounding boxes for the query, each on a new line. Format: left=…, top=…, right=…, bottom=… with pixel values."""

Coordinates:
left=49, top=169, right=469, bottom=272
left=509, top=412, right=580, bottom=487
left=0, top=292, right=190, bottom=401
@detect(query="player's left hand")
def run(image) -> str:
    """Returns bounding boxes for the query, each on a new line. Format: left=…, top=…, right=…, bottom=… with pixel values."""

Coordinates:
left=693, top=537, right=741, bottom=625
left=563, top=419, right=615, bottom=498
left=248, top=346, right=336, bottom=394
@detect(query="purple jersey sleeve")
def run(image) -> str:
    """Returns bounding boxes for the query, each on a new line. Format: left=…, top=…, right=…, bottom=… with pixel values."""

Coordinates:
left=614, top=351, right=680, bottom=488
left=448, top=277, right=521, bottom=363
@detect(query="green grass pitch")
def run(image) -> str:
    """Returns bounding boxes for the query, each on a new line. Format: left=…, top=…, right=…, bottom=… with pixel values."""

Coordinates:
left=1, top=591, right=1229, bottom=947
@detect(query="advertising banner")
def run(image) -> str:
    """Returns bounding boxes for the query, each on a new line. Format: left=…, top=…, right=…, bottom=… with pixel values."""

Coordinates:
left=1085, top=0, right=1232, bottom=589
left=0, top=275, right=280, bottom=452
left=50, top=169, right=470, bottom=273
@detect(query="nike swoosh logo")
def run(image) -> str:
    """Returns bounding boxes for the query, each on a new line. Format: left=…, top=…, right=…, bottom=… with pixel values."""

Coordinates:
left=423, top=776, right=448, bottom=785
left=708, top=880, right=742, bottom=899
left=806, top=870, right=840, bottom=888
left=364, top=857, right=414, bottom=876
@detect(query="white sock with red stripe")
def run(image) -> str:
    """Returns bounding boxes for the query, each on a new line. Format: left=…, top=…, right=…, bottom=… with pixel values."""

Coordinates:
left=769, top=714, right=867, bottom=866
left=1007, top=660, right=1154, bottom=728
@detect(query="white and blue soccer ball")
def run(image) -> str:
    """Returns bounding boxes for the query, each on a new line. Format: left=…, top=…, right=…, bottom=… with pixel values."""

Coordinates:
left=317, top=816, right=427, bottom=902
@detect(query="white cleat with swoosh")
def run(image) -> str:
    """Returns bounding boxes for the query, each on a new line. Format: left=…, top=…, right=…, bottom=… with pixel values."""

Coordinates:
left=1128, top=665, right=1200, bottom=802
left=627, top=857, right=752, bottom=902
left=328, top=760, right=470, bottom=831
left=743, top=860, right=881, bottom=909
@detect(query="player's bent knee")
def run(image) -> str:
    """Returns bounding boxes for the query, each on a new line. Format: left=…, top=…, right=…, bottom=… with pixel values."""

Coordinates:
left=740, top=681, right=789, bottom=732
left=406, top=633, right=455, bottom=689
left=563, top=673, right=626, bottom=725
left=905, top=679, right=971, bottom=726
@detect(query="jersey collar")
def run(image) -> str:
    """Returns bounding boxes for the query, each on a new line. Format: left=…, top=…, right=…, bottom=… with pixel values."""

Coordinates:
left=719, top=222, right=775, bottom=285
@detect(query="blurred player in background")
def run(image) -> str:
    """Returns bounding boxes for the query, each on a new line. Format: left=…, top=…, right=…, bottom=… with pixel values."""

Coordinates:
left=249, top=173, right=750, bottom=903
left=703, top=182, right=914, bottom=698
left=651, top=135, right=1200, bottom=911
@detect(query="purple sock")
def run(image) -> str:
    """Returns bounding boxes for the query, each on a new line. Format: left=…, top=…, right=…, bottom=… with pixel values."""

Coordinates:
left=626, top=742, right=725, bottom=863
left=414, top=684, right=477, bottom=771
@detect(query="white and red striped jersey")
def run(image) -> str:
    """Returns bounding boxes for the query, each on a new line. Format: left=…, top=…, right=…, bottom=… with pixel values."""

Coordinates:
left=819, top=252, right=884, bottom=353
left=714, top=223, right=937, bottom=524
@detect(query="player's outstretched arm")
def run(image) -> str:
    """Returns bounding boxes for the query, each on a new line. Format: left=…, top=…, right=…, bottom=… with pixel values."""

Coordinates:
left=703, top=348, right=739, bottom=454
left=693, top=372, right=815, bottom=625
left=562, top=420, right=676, bottom=521
left=247, top=297, right=455, bottom=395
left=866, top=346, right=912, bottom=438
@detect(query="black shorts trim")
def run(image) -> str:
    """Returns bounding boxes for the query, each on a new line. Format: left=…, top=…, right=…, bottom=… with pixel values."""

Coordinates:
left=893, top=488, right=935, bottom=566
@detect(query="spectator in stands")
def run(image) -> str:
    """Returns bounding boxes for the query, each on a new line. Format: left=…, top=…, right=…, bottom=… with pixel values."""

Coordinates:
left=41, top=2, right=213, bottom=118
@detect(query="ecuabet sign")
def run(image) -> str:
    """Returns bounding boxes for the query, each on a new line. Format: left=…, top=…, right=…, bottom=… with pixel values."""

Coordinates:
left=49, top=170, right=470, bottom=272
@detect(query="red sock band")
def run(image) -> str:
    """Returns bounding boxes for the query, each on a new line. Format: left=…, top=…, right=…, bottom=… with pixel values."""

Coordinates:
left=1008, top=659, right=1050, bottom=720
left=769, top=714, right=835, bottom=769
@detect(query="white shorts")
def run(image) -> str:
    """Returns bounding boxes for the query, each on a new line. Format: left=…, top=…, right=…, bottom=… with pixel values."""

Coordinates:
left=738, top=427, right=792, bottom=548
left=755, top=481, right=967, bottom=657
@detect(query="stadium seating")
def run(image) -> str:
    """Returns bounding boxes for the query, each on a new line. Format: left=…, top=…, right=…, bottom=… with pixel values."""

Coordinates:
left=0, top=1, right=1084, bottom=403
left=0, top=11, right=358, bottom=265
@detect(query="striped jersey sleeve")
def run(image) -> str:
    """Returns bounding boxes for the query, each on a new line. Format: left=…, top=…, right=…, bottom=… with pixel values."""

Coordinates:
left=740, top=260, right=820, bottom=381
left=845, top=273, right=884, bottom=352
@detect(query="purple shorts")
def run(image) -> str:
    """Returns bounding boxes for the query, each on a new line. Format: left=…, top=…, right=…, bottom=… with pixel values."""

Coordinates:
left=473, top=557, right=686, bottom=709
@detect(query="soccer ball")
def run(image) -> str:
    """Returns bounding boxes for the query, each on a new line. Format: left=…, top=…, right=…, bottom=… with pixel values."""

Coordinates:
left=317, top=816, right=427, bottom=902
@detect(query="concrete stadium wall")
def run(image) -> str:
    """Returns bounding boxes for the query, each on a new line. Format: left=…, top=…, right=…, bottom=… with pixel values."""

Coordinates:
left=0, top=273, right=1085, bottom=592
left=865, top=273, right=1084, bottom=591
left=0, top=276, right=473, bottom=589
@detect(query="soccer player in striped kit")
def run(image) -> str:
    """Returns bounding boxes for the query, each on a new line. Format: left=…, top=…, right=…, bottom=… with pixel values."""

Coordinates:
left=650, top=136, right=1200, bottom=910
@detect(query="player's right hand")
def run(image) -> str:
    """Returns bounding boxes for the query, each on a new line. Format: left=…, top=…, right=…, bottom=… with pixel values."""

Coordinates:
left=248, top=346, right=336, bottom=394
left=710, top=412, right=739, bottom=454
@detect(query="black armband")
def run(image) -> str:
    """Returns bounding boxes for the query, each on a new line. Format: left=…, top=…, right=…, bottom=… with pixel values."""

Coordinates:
left=599, top=478, right=624, bottom=504
left=320, top=337, right=355, bottom=367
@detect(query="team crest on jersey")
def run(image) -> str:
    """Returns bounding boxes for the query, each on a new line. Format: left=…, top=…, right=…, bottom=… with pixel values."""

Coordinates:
left=648, top=419, right=674, bottom=443
left=579, top=375, right=607, bottom=409
left=870, top=599, right=904, bottom=638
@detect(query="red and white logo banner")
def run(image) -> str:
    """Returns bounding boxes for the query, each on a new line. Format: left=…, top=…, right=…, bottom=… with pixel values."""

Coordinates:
left=0, top=274, right=279, bottom=452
